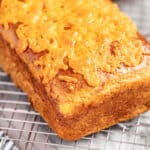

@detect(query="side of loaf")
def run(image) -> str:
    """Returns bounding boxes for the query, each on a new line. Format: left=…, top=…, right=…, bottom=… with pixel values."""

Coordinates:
left=0, top=0, right=150, bottom=140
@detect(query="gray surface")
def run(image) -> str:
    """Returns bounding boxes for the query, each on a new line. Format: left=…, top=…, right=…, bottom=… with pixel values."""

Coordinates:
left=0, top=131, right=18, bottom=150
left=0, top=0, right=150, bottom=150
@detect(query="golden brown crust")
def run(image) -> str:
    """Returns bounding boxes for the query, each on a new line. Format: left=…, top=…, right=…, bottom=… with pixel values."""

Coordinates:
left=0, top=34, right=150, bottom=140
left=0, top=0, right=146, bottom=87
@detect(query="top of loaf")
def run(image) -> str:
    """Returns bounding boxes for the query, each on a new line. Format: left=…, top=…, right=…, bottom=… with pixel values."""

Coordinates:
left=0, top=0, right=143, bottom=87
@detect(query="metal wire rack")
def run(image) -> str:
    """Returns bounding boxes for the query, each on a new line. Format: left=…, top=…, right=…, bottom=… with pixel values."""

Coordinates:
left=0, top=0, right=150, bottom=150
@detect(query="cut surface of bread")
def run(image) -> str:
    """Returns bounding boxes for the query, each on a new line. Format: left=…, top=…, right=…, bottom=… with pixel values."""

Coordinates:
left=0, top=0, right=150, bottom=140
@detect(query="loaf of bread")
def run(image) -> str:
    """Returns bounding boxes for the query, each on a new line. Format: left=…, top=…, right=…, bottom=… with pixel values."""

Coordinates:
left=0, top=0, right=150, bottom=140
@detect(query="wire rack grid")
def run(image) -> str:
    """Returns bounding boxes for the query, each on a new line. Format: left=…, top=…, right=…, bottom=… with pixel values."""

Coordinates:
left=0, top=0, right=150, bottom=150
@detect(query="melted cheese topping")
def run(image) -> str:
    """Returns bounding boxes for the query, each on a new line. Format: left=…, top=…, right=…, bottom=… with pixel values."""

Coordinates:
left=0, top=0, right=143, bottom=86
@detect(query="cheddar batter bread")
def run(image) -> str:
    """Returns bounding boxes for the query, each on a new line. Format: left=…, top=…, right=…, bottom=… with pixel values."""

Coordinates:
left=0, top=0, right=150, bottom=140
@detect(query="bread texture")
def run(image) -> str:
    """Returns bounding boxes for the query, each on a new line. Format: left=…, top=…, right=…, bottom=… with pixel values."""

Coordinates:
left=0, top=0, right=150, bottom=140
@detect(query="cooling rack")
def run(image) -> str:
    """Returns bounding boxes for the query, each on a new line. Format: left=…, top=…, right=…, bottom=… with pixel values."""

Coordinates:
left=0, top=0, right=150, bottom=149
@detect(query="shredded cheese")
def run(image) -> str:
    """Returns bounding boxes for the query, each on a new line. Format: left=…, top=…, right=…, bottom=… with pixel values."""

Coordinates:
left=0, top=0, right=143, bottom=86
